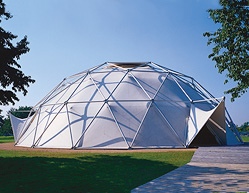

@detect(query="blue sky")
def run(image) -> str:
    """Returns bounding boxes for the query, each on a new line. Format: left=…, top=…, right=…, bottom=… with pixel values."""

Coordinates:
left=1, top=0, right=248, bottom=125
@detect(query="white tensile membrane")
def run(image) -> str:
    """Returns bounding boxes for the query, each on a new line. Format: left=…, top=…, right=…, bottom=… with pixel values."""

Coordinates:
left=10, top=62, right=243, bottom=149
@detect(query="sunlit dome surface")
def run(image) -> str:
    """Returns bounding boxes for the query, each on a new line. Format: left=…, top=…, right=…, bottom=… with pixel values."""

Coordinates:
left=10, top=62, right=243, bottom=149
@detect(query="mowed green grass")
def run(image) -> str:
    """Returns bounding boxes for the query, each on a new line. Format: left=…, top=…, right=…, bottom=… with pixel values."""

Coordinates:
left=0, top=137, right=194, bottom=193
left=0, top=136, right=14, bottom=143
left=241, top=135, right=249, bottom=142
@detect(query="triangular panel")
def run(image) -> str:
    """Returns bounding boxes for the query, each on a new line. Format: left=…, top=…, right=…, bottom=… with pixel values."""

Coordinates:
left=155, top=101, right=189, bottom=143
left=155, top=75, right=189, bottom=102
left=67, top=102, right=104, bottom=147
left=90, top=70, right=127, bottom=100
left=10, top=114, right=29, bottom=142
left=186, top=102, right=220, bottom=146
left=110, top=72, right=150, bottom=101
left=35, top=105, right=72, bottom=148
left=108, top=101, right=149, bottom=146
left=132, top=104, right=183, bottom=148
left=207, top=101, right=226, bottom=145
left=131, top=69, right=167, bottom=99
left=176, top=77, right=206, bottom=102
left=80, top=103, right=129, bottom=149
left=15, top=112, right=39, bottom=147
left=16, top=104, right=63, bottom=147
left=44, top=85, right=72, bottom=105
left=68, top=74, right=105, bottom=103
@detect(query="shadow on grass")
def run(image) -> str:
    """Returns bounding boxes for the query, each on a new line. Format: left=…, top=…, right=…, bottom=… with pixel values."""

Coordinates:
left=0, top=154, right=182, bottom=193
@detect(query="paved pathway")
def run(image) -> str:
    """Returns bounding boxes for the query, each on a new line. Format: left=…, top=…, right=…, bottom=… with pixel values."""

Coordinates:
left=131, top=145, right=249, bottom=193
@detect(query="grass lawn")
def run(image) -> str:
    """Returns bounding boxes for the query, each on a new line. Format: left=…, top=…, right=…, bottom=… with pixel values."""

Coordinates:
left=0, top=136, right=14, bottom=143
left=241, top=135, right=249, bottom=142
left=0, top=137, right=194, bottom=193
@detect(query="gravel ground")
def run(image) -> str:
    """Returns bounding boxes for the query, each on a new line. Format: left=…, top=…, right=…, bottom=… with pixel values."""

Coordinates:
left=0, top=142, right=196, bottom=154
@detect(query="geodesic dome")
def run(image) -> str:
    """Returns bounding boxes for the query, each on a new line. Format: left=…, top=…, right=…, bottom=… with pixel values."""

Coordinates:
left=10, top=62, right=243, bottom=149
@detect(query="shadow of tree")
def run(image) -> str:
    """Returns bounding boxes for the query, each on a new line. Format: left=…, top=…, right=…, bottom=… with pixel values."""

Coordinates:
left=0, top=154, right=182, bottom=193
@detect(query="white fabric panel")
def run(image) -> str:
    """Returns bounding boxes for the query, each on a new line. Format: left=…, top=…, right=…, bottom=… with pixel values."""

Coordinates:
left=131, top=70, right=167, bottom=99
left=176, top=78, right=206, bottom=102
left=90, top=71, right=126, bottom=100
left=15, top=117, right=37, bottom=147
left=67, top=102, right=104, bottom=147
left=16, top=104, right=65, bottom=147
left=208, top=101, right=226, bottom=144
left=41, top=80, right=71, bottom=105
left=191, top=102, right=215, bottom=111
left=108, top=101, right=148, bottom=146
left=132, top=104, right=183, bottom=148
left=210, top=101, right=225, bottom=129
left=110, top=73, right=150, bottom=101
left=68, top=75, right=104, bottom=102
left=15, top=111, right=45, bottom=147
left=186, top=103, right=219, bottom=146
left=155, top=75, right=189, bottom=102
left=131, top=66, right=156, bottom=73
left=52, top=79, right=88, bottom=104
left=9, top=114, right=28, bottom=142
left=30, top=104, right=64, bottom=145
left=81, top=103, right=129, bottom=149
left=43, top=82, right=72, bottom=105
left=155, top=101, right=189, bottom=143
left=35, top=105, right=72, bottom=148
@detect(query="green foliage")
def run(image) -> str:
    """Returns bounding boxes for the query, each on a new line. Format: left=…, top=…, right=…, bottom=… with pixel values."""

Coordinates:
left=0, top=150, right=194, bottom=193
left=8, top=106, right=34, bottom=118
left=237, top=121, right=249, bottom=132
left=204, top=0, right=249, bottom=101
left=0, top=118, right=11, bottom=136
left=0, top=0, right=35, bottom=106
left=0, top=106, right=33, bottom=136
left=0, top=114, right=3, bottom=128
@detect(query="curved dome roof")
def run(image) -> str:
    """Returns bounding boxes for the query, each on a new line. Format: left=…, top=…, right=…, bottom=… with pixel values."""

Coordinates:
left=11, top=62, right=243, bottom=149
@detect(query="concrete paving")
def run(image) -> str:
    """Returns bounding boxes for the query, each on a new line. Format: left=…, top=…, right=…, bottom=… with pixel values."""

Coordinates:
left=131, top=145, right=249, bottom=193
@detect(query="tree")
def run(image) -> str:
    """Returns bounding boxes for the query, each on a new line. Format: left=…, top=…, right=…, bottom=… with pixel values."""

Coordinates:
left=0, top=0, right=35, bottom=106
left=0, top=113, right=4, bottom=128
left=0, top=106, right=33, bottom=136
left=0, top=117, right=11, bottom=136
left=237, top=121, right=249, bottom=132
left=203, top=0, right=249, bottom=101
left=8, top=106, right=34, bottom=119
